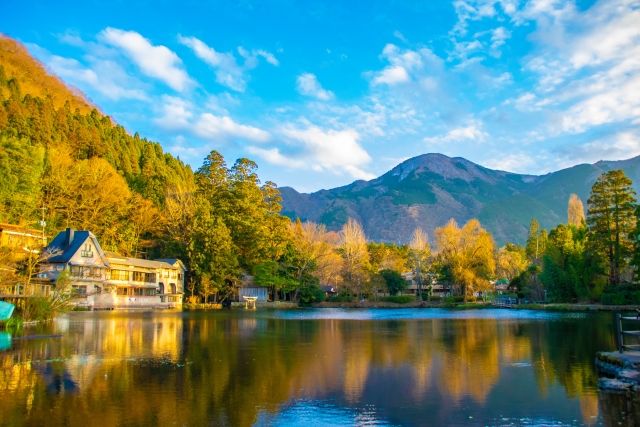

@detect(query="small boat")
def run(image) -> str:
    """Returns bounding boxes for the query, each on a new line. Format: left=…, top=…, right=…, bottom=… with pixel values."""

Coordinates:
left=0, top=301, right=15, bottom=321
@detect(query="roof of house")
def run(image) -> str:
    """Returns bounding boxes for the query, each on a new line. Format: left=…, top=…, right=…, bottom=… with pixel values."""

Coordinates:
left=109, top=257, right=176, bottom=270
left=154, top=259, right=187, bottom=270
left=0, top=223, right=44, bottom=238
left=45, top=230, right=110, bottom=266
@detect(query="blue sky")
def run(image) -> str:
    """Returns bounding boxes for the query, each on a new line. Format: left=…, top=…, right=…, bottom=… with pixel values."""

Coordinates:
left=3, top=0, right=640, bottom=192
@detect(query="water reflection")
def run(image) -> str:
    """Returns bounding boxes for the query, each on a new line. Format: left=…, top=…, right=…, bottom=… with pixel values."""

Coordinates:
left=0, top=309, right=624, bottom=426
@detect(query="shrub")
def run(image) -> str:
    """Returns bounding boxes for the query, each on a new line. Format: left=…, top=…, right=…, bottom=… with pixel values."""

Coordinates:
left=380, top=295, right=414, bottom=304
left=600, top=283, right=640, bottom=305
left=423, top=295, right=441, bottom=302
left=299, top=283, right=326, bottom=306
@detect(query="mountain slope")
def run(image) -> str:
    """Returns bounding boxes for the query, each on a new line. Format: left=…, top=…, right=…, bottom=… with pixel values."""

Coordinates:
left=281, top=153, right=640, bottom=246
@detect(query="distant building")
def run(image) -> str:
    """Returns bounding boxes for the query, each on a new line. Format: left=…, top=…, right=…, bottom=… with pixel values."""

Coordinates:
left=399, top=272, right=451, bottom=297
left=38, top=228, right=186, bottom=309
left=237, top=275, right=268, bottom=301
left=0, top=223, right=47, bottom=258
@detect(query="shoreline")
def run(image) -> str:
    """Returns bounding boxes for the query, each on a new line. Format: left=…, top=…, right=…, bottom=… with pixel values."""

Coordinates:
left=312, top=301, right=640, bottom=311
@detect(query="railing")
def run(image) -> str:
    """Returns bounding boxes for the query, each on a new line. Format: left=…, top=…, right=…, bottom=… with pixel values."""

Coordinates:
left=616, top=312, right=640, bottom=353
left=0, top=283, right=51, bottom=297
left=491, top=298, right=517, bottom=308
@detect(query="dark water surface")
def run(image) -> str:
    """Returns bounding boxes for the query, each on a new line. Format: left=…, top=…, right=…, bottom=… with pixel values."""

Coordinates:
left=0, top=308, right=638, bottom=427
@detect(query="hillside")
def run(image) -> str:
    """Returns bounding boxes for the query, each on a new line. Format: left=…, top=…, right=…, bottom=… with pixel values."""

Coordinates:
left=0, top=34, right=194, bottom=256
left=280, top=153, right=640, bottom=246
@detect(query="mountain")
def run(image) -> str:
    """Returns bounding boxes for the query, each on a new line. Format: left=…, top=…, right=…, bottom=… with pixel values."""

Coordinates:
left=280, top=153, right=640, bottom=246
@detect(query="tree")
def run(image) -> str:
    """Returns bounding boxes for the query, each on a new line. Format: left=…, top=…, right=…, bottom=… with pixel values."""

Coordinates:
left=198, top=275, right=215, bottom=304
left=254, top=260, right=297, bottom=301
left=525, top=219, right=548, bottom=261
left=496, top=243, right=529, bottom=281
left=587, top=169, right=637, bottom=285
left=339, top=218, right=370, bottom=298
left=434, top=218, right=496, bottom=301
left=568, top=194, right=585, bottom=226
left=380, top=269, right=408, bottom=295
left=408, top=227, right=431, bottom=299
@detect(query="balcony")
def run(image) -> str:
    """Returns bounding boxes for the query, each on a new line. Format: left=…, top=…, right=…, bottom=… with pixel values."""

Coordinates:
left=80, top=250, right=94, bottom=258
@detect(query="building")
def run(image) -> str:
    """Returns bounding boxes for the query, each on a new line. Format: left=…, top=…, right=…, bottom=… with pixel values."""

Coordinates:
left=39, top=228, right=186, bottom=309
left=237, top=275, right=268, bottom=301
left=0, top=223, right=47, bottom=258
left=398, top=272, right=451, bottom=297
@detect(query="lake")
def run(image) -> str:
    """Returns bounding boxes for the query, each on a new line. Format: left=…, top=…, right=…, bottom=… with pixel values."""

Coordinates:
left=0, top=308, right=637, bottom=427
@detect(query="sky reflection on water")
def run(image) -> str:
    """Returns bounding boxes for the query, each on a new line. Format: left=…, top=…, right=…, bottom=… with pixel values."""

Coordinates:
left=0, top=309, right=635, bottom=427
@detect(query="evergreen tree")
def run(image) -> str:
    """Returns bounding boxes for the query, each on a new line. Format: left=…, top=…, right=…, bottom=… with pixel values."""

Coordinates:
left=586, top=169, right=637, bottom=285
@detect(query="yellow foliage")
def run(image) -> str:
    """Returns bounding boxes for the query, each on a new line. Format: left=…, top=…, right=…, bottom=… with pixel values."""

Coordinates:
left=0, top=34, right=93, bottom=113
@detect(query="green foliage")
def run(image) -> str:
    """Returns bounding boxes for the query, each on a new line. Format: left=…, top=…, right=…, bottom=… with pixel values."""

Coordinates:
left=587, top=169, right=637, bottom=284
left=380, top=295, right=414, bottom=304
left=600, top=283, right=640, bottom=305
left=319, top=206, right=348, bottom=227
left=298, top=278, right=326, bottom=306
left=379, top=269, right=408, bottom=295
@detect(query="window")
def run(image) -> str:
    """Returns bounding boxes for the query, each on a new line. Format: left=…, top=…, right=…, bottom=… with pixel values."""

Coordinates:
left=144, top=288, right=156, bottom=296
left=133, top=288, right=144, bottom=296
left=81, top=243, right=93, bottom=258
left=132, top=272, right=145, bottom=282
left=178, top=273, right=183, bottom=280
left=117, top=287, right=129, bottom=296
left=109, top=270, right=129, bottom=281
left=56, top=264, right=64, bottom=271
left=145, top=273, right=156, bottom=283
left=70, top=266, right=83, bottom=277
left=170, top=271, right=177, bottom=278
left=72, top=285, right=87, bottom=295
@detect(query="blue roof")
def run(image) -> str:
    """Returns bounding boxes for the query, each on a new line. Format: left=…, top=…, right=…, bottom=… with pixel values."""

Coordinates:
left=45, top=230, right=109, bottom=266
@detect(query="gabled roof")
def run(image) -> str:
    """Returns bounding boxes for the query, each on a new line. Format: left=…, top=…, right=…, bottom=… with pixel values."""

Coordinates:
left=154, top=258, right=188, bottom=271
left=109, top=257, right=175, bottom=270
left=45, top=230, right=110, bottom=267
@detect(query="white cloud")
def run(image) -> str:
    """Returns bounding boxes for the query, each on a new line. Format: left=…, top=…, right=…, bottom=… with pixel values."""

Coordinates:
left=424, top=121, right=489, bottom=143
left=554, top=130, right=640, bottom=167
left=25, top=43, right=148, bottom=101
left=518, top=0, right=640, bottom=134
left=178, top=35, right=278, bottom=92
left=153, top=96, right=194, bottom=130
left=393, top=30, right=408, bottom=43
left=296, top=73, right=334, bottom=101
left=370, top=44, right=431, bottom=85
left=194, top=113, right=271, bottom=142
left=481, top=152, right=536, bottom=172
left=280, top=125, right=375, bottom=179
left=99, top=28, right=192, bottom=91
left=243, top=124, right=376, bottom=180
left=489, top=26, right=511, bottom=57
left=246, top=147, right=306, bottom=168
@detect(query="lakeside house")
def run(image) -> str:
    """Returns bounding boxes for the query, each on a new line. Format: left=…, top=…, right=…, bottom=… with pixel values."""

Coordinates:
left=398, top=272, right=452, bottom=297
left=39, top=228, right=186, bottom=309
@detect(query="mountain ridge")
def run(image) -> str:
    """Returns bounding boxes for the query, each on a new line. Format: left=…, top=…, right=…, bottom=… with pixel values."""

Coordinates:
left=280, top=153, right=640, bottom=246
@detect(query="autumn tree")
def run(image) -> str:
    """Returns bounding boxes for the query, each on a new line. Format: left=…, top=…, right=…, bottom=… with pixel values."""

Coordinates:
left=408, top=227, right=431, bottom=299
left=568, top=194, right=585, bottom=226
left=434, top=218, right=496, bottom=301
left=496, top=243, right=529, bottom=281
left=339, top=218, right=370, bottom=298
left=587, top=170, right=637, bottom=285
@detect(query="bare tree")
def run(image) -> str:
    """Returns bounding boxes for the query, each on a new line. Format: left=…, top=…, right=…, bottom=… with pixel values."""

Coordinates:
left=339, top=218, right=370, bottom=298
left=409, top=227, right=431, bottom=299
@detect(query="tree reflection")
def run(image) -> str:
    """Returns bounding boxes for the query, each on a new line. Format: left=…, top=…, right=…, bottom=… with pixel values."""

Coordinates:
left=0, top=311, right=622, bottom=426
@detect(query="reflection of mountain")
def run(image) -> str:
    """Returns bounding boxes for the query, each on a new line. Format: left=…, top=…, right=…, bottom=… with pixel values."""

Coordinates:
left=0, top=312, right=620, bottom=426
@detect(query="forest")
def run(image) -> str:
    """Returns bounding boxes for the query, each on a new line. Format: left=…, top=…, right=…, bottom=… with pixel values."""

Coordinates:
left=1, top=33, right=640, bottom=306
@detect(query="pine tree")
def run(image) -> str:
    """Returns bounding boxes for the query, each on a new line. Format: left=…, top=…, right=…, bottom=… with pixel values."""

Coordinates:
left=587, top=169, right=637, bottom=285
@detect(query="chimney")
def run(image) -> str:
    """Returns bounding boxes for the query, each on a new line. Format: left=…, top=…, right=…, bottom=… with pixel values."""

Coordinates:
left=65, top=228, right=75, bottom=247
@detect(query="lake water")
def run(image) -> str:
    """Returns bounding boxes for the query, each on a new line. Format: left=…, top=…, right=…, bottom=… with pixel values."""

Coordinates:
left=0, top=308, right=638, bottom=427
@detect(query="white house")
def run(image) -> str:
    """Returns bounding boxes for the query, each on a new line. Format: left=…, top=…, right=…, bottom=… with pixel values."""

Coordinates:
left=39, top=228, right=186, bottom=309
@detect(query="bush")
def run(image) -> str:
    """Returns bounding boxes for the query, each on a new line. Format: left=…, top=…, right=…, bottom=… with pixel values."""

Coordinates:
left=299, top=283, right=326, bottom=306
left=380, top=295, right=414, bottom=304
left=601, top=283, right=640, bottom=305
left=423, top=295, right=441, bottom=302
